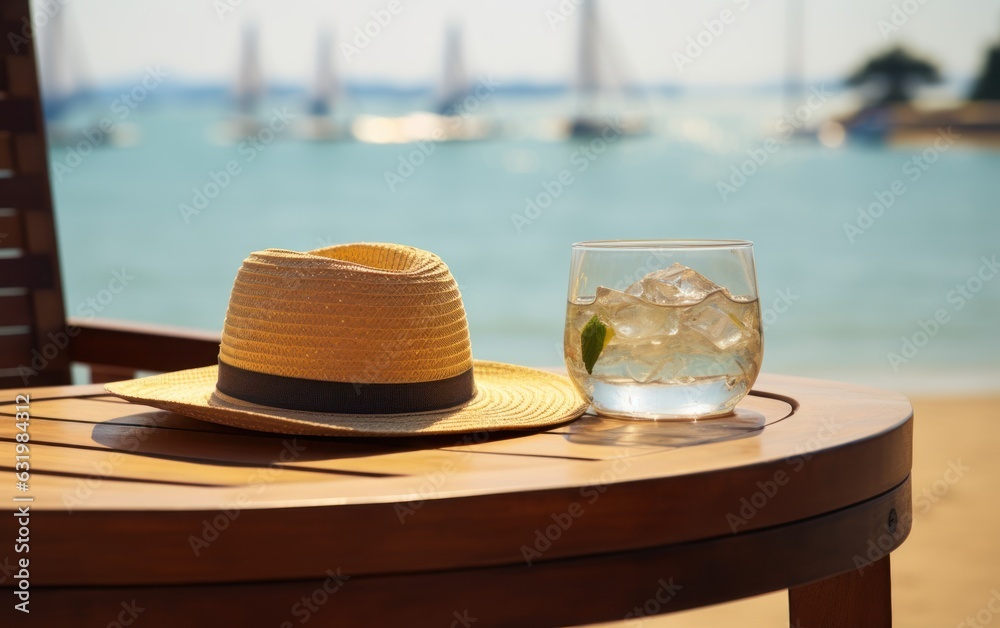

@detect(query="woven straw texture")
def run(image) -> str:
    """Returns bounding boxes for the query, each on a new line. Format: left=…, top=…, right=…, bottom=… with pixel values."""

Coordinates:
left=106, top=243, right=588, bottom=436
left=106, top=361, right=588, bottom=436
left=223, top=243, right=472, bottom=384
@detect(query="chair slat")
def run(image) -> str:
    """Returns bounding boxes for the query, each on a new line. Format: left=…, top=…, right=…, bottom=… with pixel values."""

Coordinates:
left=1, top=0, right=30, bottom=20
left=0, top=292, right=31, bottom=326
left=0, top=254, right=54, bottom=288
left=0, top=20, right=30, bottom=56
left=0, top=97, right=35, bottom=132
left=0, top=131, right=13, bottom=170
left=0, top=0, right=71, bottom=388
left=0, top=374, right=27, bottom=388
left=3, top=54, right=38, bottom=98
left=12, top=132, right=46, bottom=173
left=0, top=332, right=32, bottom=368
left=0, top=174, right=48, bottom=208
left=0, top=211, right=23, bottom=248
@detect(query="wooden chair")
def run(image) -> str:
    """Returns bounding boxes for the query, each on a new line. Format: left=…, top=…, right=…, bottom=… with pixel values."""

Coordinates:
left=0, top=0, right=219, bottom=388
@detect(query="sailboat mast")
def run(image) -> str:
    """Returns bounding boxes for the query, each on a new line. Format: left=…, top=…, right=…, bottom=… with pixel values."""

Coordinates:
left=784, top=0, right=804, bottom=110
left=437, top=25, right=467, bottom=116
left=236, top=22, right=263, bottom=115
left=576, top=0, right=600, bottom=114
left=39, top=5, right=89, bottom=118
left=309, top=27, right=336, bottom=116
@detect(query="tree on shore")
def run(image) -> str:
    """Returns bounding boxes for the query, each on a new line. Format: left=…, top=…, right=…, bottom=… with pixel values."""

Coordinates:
left=970, top=43, right=1000, bottom=100
left=846, top=47, right=941, bottom=107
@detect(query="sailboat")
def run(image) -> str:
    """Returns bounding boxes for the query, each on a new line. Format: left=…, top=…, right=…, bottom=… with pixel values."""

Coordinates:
left=294, top=26, right=345, bottom=141
left=351, top=24, right=494, bottom=144
left=38, top=4, right=81, bottom=123
left=564, top=0, right=647, bottom=139
left=211, top=22, right=265, bottom=143
left=38, top=5, right=138, bottom=147
left=436, top=26, right=468, bottom=117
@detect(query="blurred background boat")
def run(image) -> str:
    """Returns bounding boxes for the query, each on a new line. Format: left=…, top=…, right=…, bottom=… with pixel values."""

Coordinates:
left=562, top=0, right=648, bottom=139
left=294, top=26, right=346, bottom=142
left=38, top=5, right=139, bottom=148
left=351, top=24, right=495, bottom=144
left=210, top=22, right=265, bottom=143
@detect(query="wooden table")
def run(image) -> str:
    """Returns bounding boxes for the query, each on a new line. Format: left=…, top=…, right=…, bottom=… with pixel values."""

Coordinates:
left=0, top=374, right=912, bottom=627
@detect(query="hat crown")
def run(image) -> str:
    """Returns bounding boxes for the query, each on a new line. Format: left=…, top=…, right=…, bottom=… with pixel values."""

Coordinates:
left=220, top=243, right=473, bottom=384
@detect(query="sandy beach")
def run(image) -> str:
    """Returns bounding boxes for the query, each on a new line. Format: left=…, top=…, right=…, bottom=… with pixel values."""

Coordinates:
left=591, top=394, right=1000, bottom=627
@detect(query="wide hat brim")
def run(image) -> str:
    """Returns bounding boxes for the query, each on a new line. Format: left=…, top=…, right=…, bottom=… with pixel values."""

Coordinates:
left=105, top=360, right=589, bottom=437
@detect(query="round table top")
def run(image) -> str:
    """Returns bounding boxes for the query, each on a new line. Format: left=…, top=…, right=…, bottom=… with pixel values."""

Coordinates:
left=1, top=373, right=912, bottom=591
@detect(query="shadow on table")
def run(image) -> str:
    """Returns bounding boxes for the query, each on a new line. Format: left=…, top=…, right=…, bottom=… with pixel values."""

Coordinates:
left=85, top=404, right=764, bottom=469
left=561, top=408, right=766, bottom=448
left=88, top=411, right=558, bottom=465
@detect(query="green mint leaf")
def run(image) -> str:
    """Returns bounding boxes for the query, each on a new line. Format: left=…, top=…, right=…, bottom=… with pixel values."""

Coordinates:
left=581, top=315, right=613, bottom=374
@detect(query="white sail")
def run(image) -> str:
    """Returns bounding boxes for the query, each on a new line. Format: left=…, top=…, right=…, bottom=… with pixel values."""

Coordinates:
left=37, top=6, right=88, bottom=117
left=569, top=0, right=645, bottom=137
left=436, top=25, right=468, bottom=116
left=575, top=0, right=600, bottom=109
left=235, top=22, right=264, bottom=115
left=350, top=20, right=495, bottom=143
left=308, top=26, right=338, bottom=117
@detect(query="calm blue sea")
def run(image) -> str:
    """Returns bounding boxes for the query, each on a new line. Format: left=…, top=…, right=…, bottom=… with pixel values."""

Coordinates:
left=49, top=94, right=1000, bottom=393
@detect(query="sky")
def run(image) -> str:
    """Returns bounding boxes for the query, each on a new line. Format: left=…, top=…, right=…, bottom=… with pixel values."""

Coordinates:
left=32, top=0, right=1000, bottom=88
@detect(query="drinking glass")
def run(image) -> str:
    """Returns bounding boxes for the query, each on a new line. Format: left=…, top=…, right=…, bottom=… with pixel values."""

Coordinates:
left=564, top=240, right=762, bottom=420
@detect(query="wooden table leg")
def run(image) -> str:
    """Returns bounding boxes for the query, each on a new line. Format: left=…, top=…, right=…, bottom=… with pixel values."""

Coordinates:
left=788, top=555, right=892, bottom=627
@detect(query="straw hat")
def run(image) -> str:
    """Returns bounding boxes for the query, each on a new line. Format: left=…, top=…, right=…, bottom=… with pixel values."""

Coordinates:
left=106, top=243, right=588, bottom=436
